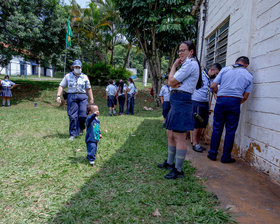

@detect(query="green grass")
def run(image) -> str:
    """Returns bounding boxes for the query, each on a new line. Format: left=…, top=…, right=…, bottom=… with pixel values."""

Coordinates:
left=0, top=79, right=234, bottom=223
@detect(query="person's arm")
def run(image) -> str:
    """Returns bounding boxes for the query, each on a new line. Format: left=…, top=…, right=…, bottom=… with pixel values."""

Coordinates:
left=241, top=92, right=250, bottom=104
left=86, top=113, right=96, bottom=128
left=168, top=58, right=182, bottom=88
left=211, top=82, right=218, bottom=94
left=160, top=96, right=164, bottom=104
left=10, top=81, right=16, bottom=89
left=134, top=87, right=138, bottom=95
left=56, top=86, right=63, bottom=103
left=86, top=88, right=94, bottom=103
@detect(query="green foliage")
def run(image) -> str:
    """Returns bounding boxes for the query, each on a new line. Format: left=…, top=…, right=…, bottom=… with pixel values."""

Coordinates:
left=0, top=0, right=68, bottom=67
left=114, top=0, right=196, bottom=55
left=82, top=62, right=131, bottom=85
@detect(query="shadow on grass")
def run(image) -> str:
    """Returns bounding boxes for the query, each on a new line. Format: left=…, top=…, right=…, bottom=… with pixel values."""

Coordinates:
left=48, top=119, right=232, bottom=223
left=43, top=133, right=69, bottom=139
left=8, top=80, right=59, bottom=105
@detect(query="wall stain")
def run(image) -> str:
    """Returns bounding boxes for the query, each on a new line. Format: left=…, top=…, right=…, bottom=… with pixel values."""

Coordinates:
left=232, top=143, right=240, bottom=156
left=245, top=142, right=261, bottom=163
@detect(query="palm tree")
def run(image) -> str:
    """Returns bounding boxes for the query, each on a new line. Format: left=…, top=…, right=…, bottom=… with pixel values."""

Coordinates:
left=92, top=0, right=123, bottom=66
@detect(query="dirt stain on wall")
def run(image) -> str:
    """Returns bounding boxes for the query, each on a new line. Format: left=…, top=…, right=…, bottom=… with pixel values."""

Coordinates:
left=245, top=142, right=261, bottom=163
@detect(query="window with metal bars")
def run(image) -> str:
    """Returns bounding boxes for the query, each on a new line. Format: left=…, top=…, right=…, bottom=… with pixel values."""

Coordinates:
left=206, top=20, right=229, bottom=68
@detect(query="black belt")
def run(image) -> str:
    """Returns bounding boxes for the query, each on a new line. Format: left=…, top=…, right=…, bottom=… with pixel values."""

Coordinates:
left=171, top=90, right=190, bottom=94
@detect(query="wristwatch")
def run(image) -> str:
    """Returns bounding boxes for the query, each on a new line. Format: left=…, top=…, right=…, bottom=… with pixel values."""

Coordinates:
left=57, top=95, right=60, bottom=98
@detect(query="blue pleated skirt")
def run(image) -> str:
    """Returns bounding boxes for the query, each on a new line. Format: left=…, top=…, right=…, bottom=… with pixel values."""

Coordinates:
left=1, top=87, right=12, bottom=97
left=165, top=91, right=194, bottom=132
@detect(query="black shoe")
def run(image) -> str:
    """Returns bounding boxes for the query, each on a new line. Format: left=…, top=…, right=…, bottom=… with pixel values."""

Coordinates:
left=164, top=167, right=184, bottom=179
left=157, top=160, right=175, bottom=170
left=200, top=146, right=206, bottom=151
left=221, top=158, right=236, bottom=163
left=207, top=154, right=216, bottom=161
left=192, top=144, right=204, bottom=153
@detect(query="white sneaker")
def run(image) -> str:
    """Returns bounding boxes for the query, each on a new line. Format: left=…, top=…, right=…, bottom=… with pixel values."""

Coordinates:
left=68, top=136, right=75, bottom=141
left=89, top=161, right=95, bottom=165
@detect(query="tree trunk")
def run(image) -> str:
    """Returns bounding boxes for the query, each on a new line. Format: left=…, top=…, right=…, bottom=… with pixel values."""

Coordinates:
left=135, top=28, right=162, bottom=106
left=110, top=45, right=114, bottom=66
left=123, top=44, right=132, bottom=70
left=167, top=46, right=178, bottom=73
left=147, top=56, right=162, bottom=107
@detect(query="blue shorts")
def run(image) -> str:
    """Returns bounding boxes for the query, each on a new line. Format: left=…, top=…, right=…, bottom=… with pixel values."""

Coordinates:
left=165, top=91, right=194, bottom=132
left=107, top=95, right=115, bottom=108
left=114, top=96, right=117, bottom=105
left=192, top=101, right=209, bottom=128
left=162, top=101, right=171, bottom=118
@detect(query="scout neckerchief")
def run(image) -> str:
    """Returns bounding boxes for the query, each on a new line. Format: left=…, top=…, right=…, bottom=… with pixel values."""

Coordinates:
left=232, top=63, right=244, bottom=69
left=165, top=84, right=171, bottom=94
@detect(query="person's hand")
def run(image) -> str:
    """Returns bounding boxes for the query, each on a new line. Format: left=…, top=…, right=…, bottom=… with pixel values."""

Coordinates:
left=173, top=58, right=182, bottom=68
left=99, top=134, right=102, bottom=139
left=90, top=99, right=94, bottom=104
left=173, top=82, right=181, bottom=88
left=56, top=96, right=61, bottom=104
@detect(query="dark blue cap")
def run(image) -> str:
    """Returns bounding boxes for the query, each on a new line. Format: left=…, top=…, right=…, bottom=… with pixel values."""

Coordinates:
left=73, top=60, right=82, bottom=67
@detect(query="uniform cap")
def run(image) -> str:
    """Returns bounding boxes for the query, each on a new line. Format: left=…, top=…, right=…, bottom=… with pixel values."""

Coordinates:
left=73, top=60, right=82, bottom=67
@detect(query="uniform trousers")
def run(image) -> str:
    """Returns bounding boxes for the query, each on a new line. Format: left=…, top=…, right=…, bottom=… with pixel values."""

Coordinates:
left=118, top=94, right=125, bottom=114
left=67, top=93, right=88, bottom=137
left=208, top=96, right=241, bottom=162
left=126, top=94, right=134, bottom=115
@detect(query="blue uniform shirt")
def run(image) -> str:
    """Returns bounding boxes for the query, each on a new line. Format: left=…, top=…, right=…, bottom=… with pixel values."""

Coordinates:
left=192, top=70, right=212, bottom=102
left=214, top=64, right=253, bottom=98
left=85, top=113, right=101, bottom=143
left=159, top=84, right=171, bottom=102
left=60, top=72, right=91, bottom=93
left=173, top=58, right=200, bottom=93
left=106, top=84, right=117, bottom=96
left=1, top=80, right=15, bottom=88
left=127, top=83, right=137, bottom=95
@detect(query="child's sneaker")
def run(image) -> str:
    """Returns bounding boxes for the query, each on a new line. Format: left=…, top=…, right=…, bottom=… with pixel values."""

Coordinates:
left=89, top=161, right=95, bottom=165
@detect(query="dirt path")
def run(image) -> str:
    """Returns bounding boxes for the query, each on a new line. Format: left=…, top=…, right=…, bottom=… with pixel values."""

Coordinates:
left=186, top=141, right=280, bottom=224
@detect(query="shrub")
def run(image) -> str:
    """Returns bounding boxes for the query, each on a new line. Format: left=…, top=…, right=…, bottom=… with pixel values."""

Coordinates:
left=82, top=62, right=132, bottom=86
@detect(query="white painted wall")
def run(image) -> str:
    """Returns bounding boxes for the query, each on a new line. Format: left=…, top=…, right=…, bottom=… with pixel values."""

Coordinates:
left=0, top=56, right=52, bottom=77
left=197, top=0, right=280, bottom=182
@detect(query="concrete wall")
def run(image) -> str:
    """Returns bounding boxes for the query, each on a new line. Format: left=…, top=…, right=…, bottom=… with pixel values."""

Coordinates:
left=197, top=0, right=280, bottom=182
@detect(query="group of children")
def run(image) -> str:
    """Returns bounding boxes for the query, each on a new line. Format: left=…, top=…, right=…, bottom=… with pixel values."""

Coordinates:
left=105, top=78, right=138, bottom=116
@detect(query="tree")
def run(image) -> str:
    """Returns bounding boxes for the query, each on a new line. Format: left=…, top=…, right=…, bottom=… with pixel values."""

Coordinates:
left=0, top=0, right=67, bottom=67
left=113, top=0, right=196, bottom=106
left=93, top=0, right=124, bottom=66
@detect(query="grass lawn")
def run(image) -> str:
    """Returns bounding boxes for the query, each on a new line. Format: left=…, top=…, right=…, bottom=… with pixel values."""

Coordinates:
left=0, top=79, right=234, bottom=223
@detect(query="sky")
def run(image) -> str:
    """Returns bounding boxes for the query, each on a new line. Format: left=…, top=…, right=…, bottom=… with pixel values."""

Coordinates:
left=64, top=0, right=91, bottom=8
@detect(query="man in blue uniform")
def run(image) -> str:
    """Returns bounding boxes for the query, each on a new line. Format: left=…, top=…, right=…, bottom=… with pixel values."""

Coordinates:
left=192, top=63, right=222, bottom=152
left=56, top=60, right=94, bottom=140
left=208, top=56, right=253, bottom=163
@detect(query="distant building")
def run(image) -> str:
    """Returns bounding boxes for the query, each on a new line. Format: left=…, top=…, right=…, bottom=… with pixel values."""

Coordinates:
left=0, top=56, right=53, bottom=77
left=195, top=0, right=280, bottom=182
left=126, top=68, right=137, bottom=79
